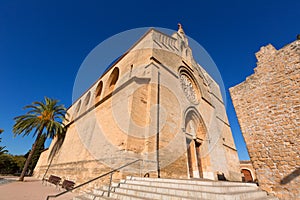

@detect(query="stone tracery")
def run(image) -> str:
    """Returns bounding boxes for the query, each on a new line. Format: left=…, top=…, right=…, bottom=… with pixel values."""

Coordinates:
left=180, top=74, right=198, bottom=104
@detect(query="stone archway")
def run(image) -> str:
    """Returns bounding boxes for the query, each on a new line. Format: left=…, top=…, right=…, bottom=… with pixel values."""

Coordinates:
left=241, top=169, right=253, bottom=182
left=105, top=67, right=119, bottom=95
left=184, top=108, right=207, bottom=178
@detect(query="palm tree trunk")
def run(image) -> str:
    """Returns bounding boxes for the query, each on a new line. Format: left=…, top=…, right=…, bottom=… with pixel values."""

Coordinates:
left=19, top=130, right=43, bottom=181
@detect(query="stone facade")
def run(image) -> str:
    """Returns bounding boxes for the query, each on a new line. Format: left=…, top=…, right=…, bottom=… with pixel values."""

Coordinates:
left=230, top=39, right=300, bottom=199
left=34, top=26, right=241, bottom=190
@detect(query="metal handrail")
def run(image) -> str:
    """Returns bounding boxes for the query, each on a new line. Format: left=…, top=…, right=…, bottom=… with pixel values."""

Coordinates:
left=46, top=159, right=141, bottom=200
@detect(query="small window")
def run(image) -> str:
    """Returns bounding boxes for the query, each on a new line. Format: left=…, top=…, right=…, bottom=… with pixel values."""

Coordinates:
left=95, top=81, right=103, bottom=102
left=75, top=100, right=81, bottom=115
left=84, top=91, right=91, bottom=106
left=105, top=67, right=119, bottom=95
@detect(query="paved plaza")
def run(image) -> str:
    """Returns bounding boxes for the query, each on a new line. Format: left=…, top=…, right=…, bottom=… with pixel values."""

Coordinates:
left=0, top=176, right=76, bottom=200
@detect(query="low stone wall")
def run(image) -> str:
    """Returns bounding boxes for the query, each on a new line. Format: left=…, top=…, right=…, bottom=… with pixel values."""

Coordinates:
left=34, top=158, right=157, bottom=192
left=34, top=160, right=113, bottom=191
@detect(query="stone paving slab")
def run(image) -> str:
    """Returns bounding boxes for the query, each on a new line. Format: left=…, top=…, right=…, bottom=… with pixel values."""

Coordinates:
left=0, top=176, right=77, bottom=200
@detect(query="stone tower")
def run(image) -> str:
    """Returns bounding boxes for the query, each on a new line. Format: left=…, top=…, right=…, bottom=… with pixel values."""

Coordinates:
left=230, top=38, right=300, bottom=199
left=34, top=26, right=241, bottom=187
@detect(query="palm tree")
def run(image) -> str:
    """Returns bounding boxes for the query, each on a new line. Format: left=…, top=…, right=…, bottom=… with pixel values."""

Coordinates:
left=13, top=97, right=67, bottom=181
left=0, top=129, right=8, bottom=155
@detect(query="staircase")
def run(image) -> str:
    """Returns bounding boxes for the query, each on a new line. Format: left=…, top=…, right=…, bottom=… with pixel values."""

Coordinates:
left=73, top=176, right=278, bottom=200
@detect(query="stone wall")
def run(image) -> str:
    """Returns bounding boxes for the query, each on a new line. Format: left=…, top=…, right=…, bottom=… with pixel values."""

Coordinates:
left=35, top=159, right=113, bottom=192
left=230, top=39, right=300, bottom=199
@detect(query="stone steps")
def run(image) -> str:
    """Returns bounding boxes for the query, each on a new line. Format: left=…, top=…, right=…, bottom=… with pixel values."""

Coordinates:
left=113, top=187, right=266, bottom=200
left=253, top=197, right=279, bottom=200
left=74, top=189, right=151, bottom=200
left=121, top=180, right=258, bottom=193
left=117, top=183, right=258, bottom=195
left=73, top=176, right=278, bottom=200
left=126, top=176, right=257, bottom=187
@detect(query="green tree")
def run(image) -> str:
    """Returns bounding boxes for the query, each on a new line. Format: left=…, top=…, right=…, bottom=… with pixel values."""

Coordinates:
left=13, top=97, right=67, bottom=181
left=13, top=155, right=26, bottom=173
left=0, top=154, right=18, bottom=174
left=24, top=134, right=46, bottom=175
left=0, top=129, right=7, bottom=155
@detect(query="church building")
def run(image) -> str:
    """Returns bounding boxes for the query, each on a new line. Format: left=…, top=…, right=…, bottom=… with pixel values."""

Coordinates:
left=34, top=25, right=241, bottom=186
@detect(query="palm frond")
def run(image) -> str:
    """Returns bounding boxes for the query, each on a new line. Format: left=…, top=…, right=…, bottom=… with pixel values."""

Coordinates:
left=13, top=97, right=68, bottom=139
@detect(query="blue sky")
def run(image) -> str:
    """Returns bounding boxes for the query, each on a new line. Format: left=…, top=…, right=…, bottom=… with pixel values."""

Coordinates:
left=0, top=0, right=298, bottom=160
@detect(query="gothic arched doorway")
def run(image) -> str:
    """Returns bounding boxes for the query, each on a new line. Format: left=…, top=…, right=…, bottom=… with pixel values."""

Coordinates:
left=184, top=108, right=207, bottom=178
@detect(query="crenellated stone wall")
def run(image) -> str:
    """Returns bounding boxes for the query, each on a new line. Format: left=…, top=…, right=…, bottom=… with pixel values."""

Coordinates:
left=230, top=39, right=300, bottom=199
